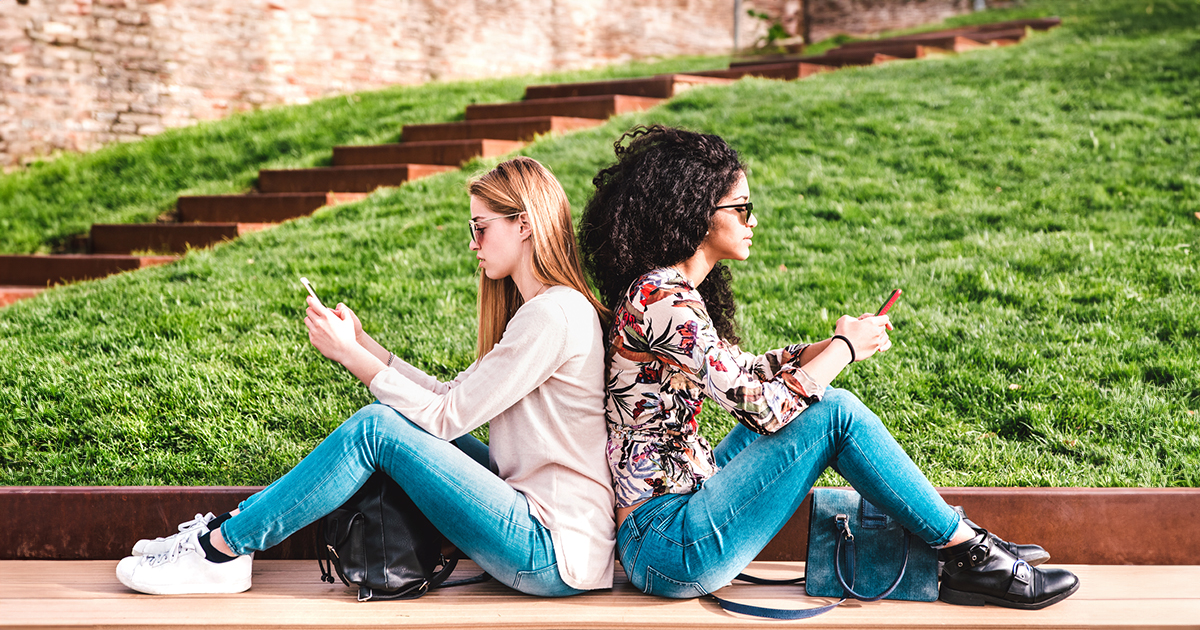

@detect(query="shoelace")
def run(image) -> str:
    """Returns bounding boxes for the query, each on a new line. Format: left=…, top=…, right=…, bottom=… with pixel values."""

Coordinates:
left=176, top=513, right=214, bottom=533
left=146, top=530, right=200, bottom=567
left=144, top=513, right=212, bottom=545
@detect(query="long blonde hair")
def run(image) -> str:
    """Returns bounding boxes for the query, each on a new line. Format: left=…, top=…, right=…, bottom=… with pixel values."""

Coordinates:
left=469, top=157, right=609, bottom=360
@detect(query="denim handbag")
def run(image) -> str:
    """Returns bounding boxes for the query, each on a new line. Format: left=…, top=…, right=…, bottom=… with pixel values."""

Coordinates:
left=804, top=488, right=939, bottom=602
left=711, top=488, right=938, bottom=619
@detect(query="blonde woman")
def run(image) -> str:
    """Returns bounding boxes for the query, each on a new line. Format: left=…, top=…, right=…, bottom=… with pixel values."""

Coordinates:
left=117, top=157, right=616, bottom=597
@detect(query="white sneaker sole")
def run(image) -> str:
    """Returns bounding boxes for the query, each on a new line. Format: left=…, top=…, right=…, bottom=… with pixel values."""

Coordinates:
left=116, top=555, right=252, bottom=595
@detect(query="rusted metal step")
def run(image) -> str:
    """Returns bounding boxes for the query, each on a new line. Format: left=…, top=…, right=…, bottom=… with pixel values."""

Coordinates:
left=0, top=286, right=44, bottom=307
left=876, top=16, right=1058, bottom=43
left=827, top=43, right=945, bottom=60
left=731, top=51, right=897, bottom=68
left=333, top=139, right=524, bottom=167
left=794, top=51, right=901, bottom=67
left=176, top=192, right=366, bottom=223
left=257, top=164, right=455, bottom=193
left=90, top=223, right=274, bottom=255
left=2, top=486, right=1197, bottom=564
left=400, top=116, right=603, bottom=143
left=464, top=95, right=663, bottom=121
left=969, top=16, right=1061, bottom=32
left=837, top=35, right=986, bottom=52
left=957, top=28, right=1027, bottom=45
left=692, top=61, right=834, bottom=81
left=177, top=193, right=325, bottom=223
left=0, top=254, right=177, bottom=286
left=523, top=74, right=732, bottom=100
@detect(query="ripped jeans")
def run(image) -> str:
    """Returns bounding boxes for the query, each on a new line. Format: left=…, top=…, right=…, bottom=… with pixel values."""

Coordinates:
left=219, top=402, right=583, bottom=597
left=617, top=388, right=961, bottom=598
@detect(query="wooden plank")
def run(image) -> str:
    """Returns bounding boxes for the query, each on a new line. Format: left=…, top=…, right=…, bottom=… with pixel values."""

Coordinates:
left=2, top=561, right=1197, bottom=629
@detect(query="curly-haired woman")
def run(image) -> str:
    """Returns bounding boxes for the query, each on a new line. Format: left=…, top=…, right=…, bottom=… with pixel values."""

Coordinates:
left=578, top=125, right=1078, bottom=609
left=117, top=157, right=615, bottom=597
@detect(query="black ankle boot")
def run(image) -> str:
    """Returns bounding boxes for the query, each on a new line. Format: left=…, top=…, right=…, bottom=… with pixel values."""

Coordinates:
left=938, top=529, right=1079, bottom=610
left=954, top=508, right=1050, bottom=566
left=963, top=518, right=1050, bottom=566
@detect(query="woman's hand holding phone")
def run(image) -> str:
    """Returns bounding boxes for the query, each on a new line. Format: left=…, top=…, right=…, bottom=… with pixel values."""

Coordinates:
left=304, top=295, right=359, bottom=364
left=834, top=314, right=892, bottom=362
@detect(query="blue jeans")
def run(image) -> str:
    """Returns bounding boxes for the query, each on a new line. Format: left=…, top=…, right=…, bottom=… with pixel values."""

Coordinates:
left=617, top=388, right=961, bottom=598
left=220, top=402, right=583, bottom=597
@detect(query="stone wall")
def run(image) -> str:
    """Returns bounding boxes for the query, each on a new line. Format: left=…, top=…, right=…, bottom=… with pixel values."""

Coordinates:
left=1, top=0, right=791, bottom=169
left=803, top=0, right=976, bottom=42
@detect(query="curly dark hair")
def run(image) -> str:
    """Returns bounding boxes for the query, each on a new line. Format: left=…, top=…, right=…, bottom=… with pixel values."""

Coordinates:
left=580, top=125, right=745, bottom=344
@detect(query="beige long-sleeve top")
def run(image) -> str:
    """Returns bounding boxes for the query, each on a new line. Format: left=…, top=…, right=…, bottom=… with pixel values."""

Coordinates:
left=368, top=285, right=615, bottom=590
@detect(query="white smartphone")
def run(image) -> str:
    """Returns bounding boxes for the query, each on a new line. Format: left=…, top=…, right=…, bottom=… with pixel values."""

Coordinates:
left=299, top=277, right=324, bottom=307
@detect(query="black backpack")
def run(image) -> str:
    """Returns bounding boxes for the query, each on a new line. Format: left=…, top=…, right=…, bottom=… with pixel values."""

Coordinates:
left=317, top=471, right=485, bottom=601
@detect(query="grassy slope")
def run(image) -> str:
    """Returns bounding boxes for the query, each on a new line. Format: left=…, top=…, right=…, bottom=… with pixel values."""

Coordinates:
left=1, top=0, right=1197, bottom=486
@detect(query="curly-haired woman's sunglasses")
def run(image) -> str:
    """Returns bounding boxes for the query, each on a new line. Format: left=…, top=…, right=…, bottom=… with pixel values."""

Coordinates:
left=714, top=202, right=753, bottom=225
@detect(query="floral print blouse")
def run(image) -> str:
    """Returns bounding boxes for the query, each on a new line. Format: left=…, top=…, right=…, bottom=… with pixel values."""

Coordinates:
left=605, top=268, right=826, bottom=508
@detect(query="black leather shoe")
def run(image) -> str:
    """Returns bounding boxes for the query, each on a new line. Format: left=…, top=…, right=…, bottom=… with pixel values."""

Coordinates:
left=939, top=529, right=1079, bottom=610
left=955, top=509, right=1050, bottom=566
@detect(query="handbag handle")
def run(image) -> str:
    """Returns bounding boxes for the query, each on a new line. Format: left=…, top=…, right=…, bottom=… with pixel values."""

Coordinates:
left=832, top=513, right=912, bottom=602
left=709, top=508, right=915, bottom=619
left=710, top=571, right=842, bottom=619
left=711, top=590, right=844, bottom=620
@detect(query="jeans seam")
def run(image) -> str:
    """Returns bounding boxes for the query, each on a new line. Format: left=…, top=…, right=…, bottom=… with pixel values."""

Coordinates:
left=227, top=442, right=362, bottom=555
left=677, top=427, right=832, bottom=551
left=647, top=565, right=708, bottom=596
left=514, top=562, right=560, bottom=589
left=382, top=431, right=538, bottom=534
left=844, top=431, right=945, bottom=542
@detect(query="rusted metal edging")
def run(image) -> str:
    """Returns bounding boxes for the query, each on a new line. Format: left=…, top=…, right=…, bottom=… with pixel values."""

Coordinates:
left=2, top=486, right=1197, bottom=564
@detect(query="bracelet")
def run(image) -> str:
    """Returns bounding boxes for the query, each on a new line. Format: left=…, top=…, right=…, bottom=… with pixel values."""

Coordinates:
left=386, top=352, right=395, bottom=367
left=831, top=335, right=856, bottom=364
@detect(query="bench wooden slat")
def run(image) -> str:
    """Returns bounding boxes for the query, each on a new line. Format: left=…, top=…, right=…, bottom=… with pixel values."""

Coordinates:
left=3, top=560, right=1198, bottom=629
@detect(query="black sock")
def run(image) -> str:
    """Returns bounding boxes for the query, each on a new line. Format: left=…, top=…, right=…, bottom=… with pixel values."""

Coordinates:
left=197, top=531, right=238, bottom=563
left=207, top=512, right=232, bottom=530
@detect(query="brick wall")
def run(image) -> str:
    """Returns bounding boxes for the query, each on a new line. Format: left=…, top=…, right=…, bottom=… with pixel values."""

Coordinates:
left=1, top=0, right=975, bottom=169
left=803, top=0, right=975, bottom=42
left=1, top=0, right=792, bottom=169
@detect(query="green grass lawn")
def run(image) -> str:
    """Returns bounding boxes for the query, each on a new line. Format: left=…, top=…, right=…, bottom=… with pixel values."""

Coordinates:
left=1, top=0, right=1197, bottom=487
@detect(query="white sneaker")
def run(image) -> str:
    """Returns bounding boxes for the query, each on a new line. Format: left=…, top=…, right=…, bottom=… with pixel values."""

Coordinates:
left=116, top=530, right=252, bottom=595
left=133, top=512, right=216, bottom=556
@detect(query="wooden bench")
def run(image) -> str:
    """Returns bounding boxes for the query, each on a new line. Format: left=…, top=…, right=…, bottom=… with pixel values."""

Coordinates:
left=3, top=487, right=1198, bottom=628
left=3, top=560, right=1197, bottom=628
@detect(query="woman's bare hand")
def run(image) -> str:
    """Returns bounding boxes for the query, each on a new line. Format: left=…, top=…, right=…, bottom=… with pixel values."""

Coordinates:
left=304, top=296, right=359, bottom=364
left=834, top=313, right=893, bottom=362
left=336, top=303, right=366, bottom=344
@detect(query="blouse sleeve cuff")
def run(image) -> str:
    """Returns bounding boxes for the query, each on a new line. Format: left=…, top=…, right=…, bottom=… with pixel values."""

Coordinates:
left=780, top=366, right=825, bottom=406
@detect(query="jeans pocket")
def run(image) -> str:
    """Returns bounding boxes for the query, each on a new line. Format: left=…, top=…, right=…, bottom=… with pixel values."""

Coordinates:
left=512, top=563, right=578, bottom=598
left=645, top=566, right=708, bottom=599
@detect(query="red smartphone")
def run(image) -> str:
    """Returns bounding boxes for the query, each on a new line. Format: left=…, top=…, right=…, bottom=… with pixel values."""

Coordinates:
left=876, top=289, right=902, bottom=316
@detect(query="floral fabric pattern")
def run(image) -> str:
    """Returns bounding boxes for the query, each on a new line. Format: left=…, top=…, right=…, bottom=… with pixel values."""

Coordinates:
left=605, top=268, right=824, bottom=508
